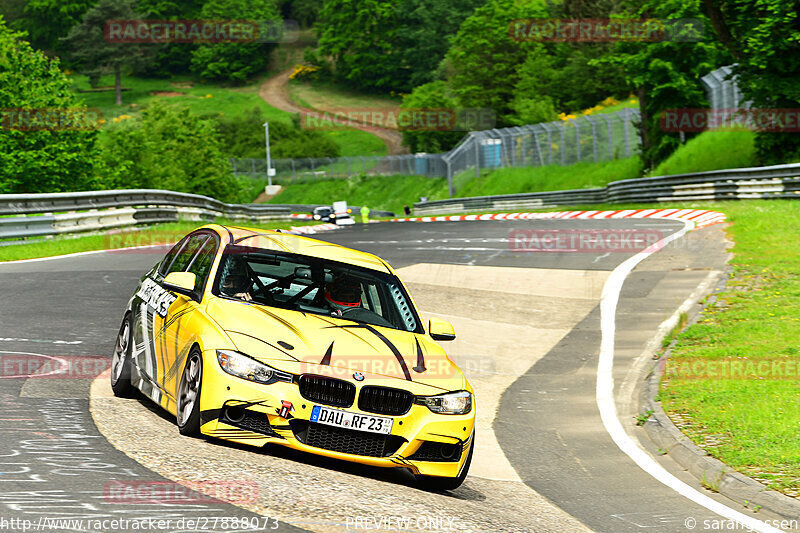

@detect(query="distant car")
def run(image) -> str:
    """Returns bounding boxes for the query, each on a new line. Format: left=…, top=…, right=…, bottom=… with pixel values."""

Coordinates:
left=312, top=205, right=334, bottom=222
left=111, top=224, right=476, bottom=490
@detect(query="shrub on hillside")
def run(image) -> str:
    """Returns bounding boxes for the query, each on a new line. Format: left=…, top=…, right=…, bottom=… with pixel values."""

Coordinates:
left=97, top=101, right=243, bottom=202
left=212, top=108, right=341, bottom=159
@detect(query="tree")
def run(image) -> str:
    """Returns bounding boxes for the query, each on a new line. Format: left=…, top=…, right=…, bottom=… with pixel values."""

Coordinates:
left=9, top=0, right=96, bottom=52
left=703, top=0, right=800, bottom=163
left=316, top=0, right=482, bottom=93
left=604, top=0, right=729, bottom=169
left=442, top=0, right=548, bottom=125
left=278, top=0, right=322, bottom=27
left=190, top=0, right=280, bottom=84
left=0, top=17, right=100, bottom=193
left=135, top=0, right=205, bottom=77
left=400, top=81, right=465, bottom=153
left=62, top=0, right=147, bottom=105
left=98, top=101, right=242, bottom=202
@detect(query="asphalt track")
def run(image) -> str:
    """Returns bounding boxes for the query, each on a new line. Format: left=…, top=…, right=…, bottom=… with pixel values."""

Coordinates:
left=0, top=218, right=784, bottom=532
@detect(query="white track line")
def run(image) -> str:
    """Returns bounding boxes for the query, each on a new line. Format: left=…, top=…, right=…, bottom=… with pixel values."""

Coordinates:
left=597, top=220, right=784, bottom=533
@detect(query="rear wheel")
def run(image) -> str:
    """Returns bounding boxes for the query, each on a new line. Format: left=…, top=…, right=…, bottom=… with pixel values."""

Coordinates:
left=415, top=432, right=474, bottom=492
left=177, top=348, right=203, bottom=436
left=110, top=314, right=134, bottom=397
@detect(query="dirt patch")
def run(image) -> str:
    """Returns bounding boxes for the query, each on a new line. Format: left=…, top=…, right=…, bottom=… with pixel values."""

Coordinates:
left=170, top=81, right=194, bottom=88
left=150, top=91, right=186, bottom=97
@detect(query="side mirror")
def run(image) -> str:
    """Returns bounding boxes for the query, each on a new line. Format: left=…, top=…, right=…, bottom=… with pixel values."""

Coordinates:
left=163, top=272, right=198, bottom=301
left=429, top=317, right=456, bottom=341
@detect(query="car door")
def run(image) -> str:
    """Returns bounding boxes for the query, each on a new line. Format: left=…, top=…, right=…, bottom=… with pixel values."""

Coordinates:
left=157, top=232, right=219, bottom=410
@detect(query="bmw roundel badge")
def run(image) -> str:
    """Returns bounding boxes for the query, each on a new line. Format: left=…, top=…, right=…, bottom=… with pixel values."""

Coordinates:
left=353, top=372, right=365, bottom=381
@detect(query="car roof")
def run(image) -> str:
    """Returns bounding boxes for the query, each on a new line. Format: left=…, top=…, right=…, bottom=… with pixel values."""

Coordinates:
left=205, top=224, right=391, bottom=274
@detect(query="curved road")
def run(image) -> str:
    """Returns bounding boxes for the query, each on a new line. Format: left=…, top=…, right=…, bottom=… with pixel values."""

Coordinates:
left=0, top=218, right=781, bottom=532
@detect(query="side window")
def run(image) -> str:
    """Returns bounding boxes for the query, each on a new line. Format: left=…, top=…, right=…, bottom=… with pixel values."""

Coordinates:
left=166, top=234, right=209, bottom=275
left=158, top=237, right=188, bottom=276
left=186, top=237, right=218, bottom=292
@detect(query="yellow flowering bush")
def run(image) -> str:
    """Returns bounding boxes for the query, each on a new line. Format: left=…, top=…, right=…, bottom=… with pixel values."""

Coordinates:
left=289, top=64, right=320, bottom=80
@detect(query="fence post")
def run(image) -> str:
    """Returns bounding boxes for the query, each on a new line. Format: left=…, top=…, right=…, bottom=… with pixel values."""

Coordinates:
left=291, top=159, right=296, bottom=182
left=446, top=159, right=455, bottom=197
left=573, top=119, right=581, bottom=162
left=474, top=135, right=481, bottom=177
left=560, top=124, right=566, bottom=165
left=623, top=109, right=631, bottom=158
left=585, top=115, right=598, bottom=163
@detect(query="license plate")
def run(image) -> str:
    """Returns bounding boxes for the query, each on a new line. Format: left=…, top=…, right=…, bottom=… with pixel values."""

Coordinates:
left=310, top=405, right=393, bottom=435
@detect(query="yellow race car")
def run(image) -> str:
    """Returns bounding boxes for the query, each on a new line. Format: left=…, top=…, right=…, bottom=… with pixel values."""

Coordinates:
left=111, top=224, right=475, bottom=490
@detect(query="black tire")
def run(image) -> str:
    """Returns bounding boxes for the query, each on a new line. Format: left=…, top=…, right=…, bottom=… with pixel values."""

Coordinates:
left=177, top=348, right=203, bottom=436
left=415, top=432, right=475, bottom=492
left=110, top=313, right=134, bottom=397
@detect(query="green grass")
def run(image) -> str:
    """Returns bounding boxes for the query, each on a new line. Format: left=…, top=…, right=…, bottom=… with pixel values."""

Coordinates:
left=71, top=74, right=294, bottom=124
left=0, top=219, right=313, bottom=263
left=649, top=129, right=758, bottom=177
left=455, top=157, right=641, bottom=197
left=70, top=74, right=387, bottom=157
left=659, top=200, right=800, bottom=496
left=267, top=175, right=449, bottom=215
left=265, top=157, right=642, bottom=213
left=289, top=79, right=401, bottom=113
left=325, top=130, right=388, bottom=157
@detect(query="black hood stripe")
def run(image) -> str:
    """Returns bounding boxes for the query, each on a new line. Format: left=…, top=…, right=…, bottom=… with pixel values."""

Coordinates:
left=413, top=337, right=426, bottom=373
left=319, top=341, right=334, bottom=366
left=324, top=324, right=412, bottom=381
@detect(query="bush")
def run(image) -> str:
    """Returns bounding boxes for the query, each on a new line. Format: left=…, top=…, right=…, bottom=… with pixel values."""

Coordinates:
left=0, top=17, right=100, bottom=193
left=190, top=0, right=280, bottom=83
left=212, top=107, right=341, bottom=159
left=97, top=101, right=243, bottom=202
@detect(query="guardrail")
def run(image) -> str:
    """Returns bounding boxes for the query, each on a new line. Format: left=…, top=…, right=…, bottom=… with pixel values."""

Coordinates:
left=0, top=189, right=396, bottom=242
left=413, top=163, right=800, bottom=215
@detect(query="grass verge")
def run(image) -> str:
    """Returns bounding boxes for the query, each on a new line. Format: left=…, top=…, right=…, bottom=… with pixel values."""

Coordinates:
left=658, top=200, right=800, bottom=497
left=648, top=129, right=758, bottom=177
left=266, top=157, right=642, bottom=214
left=0, top=220, right=312, bottom=263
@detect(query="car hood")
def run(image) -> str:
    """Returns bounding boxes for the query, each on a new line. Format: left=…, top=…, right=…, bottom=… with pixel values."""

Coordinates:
left=206, top=297, right=464, bottom=392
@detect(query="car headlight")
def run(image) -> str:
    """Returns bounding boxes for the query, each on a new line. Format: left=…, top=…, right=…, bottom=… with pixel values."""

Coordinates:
left=216, top=350, right=293, bottom=385
left=313, top=215, right=321, bottom=220
left=416, top=391, right=472, bottom=415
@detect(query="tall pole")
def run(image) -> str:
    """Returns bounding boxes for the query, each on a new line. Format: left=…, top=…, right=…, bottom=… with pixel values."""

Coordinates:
left=263, top=122, right=273, bottom=187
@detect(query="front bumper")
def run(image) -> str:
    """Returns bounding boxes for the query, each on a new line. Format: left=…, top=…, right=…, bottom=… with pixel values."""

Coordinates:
left=199, top=351, right=475, bottom=478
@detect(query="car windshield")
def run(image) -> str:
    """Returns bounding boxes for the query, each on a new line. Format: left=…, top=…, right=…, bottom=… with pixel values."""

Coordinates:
left=212, top=245, right=421, bottom=333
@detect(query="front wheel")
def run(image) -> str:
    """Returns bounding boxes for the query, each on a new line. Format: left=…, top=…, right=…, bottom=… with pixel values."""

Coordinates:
left=415, top=433, right=474, bottom=492
left=177, top=348, right=203, bottom=437
left=110, top=313, right=134, bottom=397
